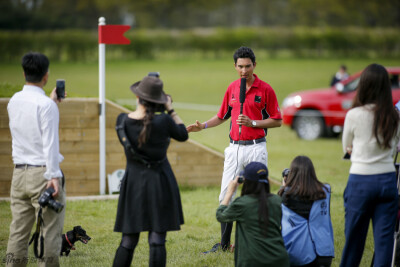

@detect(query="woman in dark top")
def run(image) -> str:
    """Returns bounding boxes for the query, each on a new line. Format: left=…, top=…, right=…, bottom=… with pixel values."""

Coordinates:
left=278, top=155, right=334, bottom=267
left=216, top=162, right=290, bottom=267
left=112, top=76, right=188, bottom=267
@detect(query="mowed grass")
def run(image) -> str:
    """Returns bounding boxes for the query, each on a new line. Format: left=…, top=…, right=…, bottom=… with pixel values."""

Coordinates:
left=1, top=57, right=399, bottom=266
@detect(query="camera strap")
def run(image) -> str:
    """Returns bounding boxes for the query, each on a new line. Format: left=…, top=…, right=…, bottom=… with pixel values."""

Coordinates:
left=29, top=207, right=44, bottom=258
left=115, top=113, right=165, bottom=168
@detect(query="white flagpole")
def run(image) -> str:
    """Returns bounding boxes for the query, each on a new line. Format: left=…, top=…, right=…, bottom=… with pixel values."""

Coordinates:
left=98, top=17, right=106, bottom=195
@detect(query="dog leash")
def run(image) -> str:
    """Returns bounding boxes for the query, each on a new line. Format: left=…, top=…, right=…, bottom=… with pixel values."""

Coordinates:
left=29, top=207, right=44, bottom=258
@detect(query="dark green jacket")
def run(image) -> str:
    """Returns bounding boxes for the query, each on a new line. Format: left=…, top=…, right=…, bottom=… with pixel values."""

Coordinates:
left=217, top=194, right=289, bottom=267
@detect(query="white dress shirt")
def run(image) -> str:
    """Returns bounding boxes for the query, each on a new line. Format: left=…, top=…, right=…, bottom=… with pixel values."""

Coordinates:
left=8, top=85, right=64, bottom=180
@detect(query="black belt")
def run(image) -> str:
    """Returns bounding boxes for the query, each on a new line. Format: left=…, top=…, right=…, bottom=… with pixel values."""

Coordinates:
left=15, top=164, right=45, bottom=169
left=230, top=137, right=266, bottom=146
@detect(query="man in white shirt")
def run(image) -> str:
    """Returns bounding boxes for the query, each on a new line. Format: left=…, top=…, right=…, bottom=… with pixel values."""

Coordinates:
left=6, top=52, right=65, bottom=267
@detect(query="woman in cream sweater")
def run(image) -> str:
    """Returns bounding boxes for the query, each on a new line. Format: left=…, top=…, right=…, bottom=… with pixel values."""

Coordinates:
left=341, top=63, right=400, bottom=267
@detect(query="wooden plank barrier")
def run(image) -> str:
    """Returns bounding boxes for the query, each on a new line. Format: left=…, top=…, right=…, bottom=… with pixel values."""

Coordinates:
left=0, top=98, right=224, bottom=196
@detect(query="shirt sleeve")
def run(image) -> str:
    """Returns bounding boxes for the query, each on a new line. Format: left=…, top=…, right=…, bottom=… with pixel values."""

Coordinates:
left=216, top=198, right=245, bottom=223
left=217, top=88, right=232, bottom=120
left=342, top=110, right=354, bottom=154
left=166, top=115, right=189, bottom=142
left=265, top=86, right=282, bottom=120
left=41, top=101, right=63, bottom=180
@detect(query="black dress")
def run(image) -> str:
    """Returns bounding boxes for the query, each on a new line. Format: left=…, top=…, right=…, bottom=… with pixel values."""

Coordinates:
left=114, top=112, right=188, bottom=234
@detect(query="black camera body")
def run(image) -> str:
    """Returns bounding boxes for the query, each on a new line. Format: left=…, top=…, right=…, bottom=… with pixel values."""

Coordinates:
left=282, top=168, right=290, bottom=178
left=148, top=72, right=160, bottom=78
left=38, top=187, right=64, bottom=213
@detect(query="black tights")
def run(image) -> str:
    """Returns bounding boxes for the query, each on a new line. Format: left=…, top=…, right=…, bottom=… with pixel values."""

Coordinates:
left=112, top=232, right=167, bottom=267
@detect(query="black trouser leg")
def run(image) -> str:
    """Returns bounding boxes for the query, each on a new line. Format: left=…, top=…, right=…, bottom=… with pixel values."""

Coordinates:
left=149, top=231, right=167, bottom=267
left=112, top=233, right=139, bottom=267
left=220, top=222, right=233, bottom=250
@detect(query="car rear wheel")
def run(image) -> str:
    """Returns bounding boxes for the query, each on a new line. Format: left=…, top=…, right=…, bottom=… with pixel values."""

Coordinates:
left=293, top=110, right=325, bottom=140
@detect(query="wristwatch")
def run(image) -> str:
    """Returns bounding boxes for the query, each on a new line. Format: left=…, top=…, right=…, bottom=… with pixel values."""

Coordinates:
left=251, top=120, right=257, bottom=127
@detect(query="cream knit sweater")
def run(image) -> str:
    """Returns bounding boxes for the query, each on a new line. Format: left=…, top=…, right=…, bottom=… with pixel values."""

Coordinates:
left=342, top=104, right=400, bottom=175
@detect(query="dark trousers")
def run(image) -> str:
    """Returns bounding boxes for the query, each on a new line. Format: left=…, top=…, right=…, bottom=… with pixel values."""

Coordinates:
left=340, top=172, right=398, bottom=267
left=293, top=256, right=332, bottom=267
left=221, top=222, right=233, bottom=249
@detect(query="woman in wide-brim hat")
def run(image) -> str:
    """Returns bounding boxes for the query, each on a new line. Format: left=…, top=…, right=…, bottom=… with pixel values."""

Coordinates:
left=112, top=75, right=188, bottom=267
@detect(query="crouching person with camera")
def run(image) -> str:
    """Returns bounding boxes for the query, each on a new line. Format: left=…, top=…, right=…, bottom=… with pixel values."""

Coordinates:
left=216, top=162, right=290, bottom=267
left=278, top=156, right=334, bottom=267
left=6, top=52, right=66, bottom=267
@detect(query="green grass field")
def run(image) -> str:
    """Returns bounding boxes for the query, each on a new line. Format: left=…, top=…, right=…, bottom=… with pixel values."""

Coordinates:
left=1, top=57, right=399, bottom=266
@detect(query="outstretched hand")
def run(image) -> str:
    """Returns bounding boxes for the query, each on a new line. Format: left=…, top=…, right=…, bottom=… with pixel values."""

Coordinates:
left=186, top=120, right=204, bottom=132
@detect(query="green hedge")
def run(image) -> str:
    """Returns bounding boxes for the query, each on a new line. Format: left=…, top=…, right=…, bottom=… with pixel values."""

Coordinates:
left=1, top=27, right=399, bottom=62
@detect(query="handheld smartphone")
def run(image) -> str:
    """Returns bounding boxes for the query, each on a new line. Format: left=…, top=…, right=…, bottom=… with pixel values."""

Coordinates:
left=56, top=79, right=65, bottom=99
left=343, top=152, right=351, bottom=160
left=148, top=72, right=160, bottom=78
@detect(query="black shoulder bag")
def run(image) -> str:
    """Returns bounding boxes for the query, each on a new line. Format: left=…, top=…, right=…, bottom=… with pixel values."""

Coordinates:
left=115, top=113, right=165, bottom=168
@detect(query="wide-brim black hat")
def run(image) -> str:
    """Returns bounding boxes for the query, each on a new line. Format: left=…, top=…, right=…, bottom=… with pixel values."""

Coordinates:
left=130, top=76, right=168, bottom=104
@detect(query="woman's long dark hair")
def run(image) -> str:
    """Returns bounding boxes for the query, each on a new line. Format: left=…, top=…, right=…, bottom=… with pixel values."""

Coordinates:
left=278, top=155, right=327, bottom=201
left=352, top=63, right=399, bottom=149
left=137, top=98, right=164, bottom=147
left=241, top=176, right=270, bottom=236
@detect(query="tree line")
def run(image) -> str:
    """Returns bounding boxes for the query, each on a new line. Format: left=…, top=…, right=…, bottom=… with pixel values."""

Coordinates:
left=1, top=27, right=399, bottom=63
left=1, top=0, right=399, bottom=30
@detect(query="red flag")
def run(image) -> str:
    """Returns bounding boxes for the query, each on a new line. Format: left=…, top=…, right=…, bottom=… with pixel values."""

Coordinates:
left=98, top=25, right=131, bottom=45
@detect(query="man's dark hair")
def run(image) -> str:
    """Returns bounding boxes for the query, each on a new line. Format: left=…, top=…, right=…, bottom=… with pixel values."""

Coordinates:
left=233, top=46, right=256, bottom=64
left=22, top=52, right=49, bottom=83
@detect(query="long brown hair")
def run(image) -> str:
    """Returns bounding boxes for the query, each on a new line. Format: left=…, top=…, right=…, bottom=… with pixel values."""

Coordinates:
left=352, top=63, right=399, bottom=149
left=278, top=155, right=327, bottom=201
left=241, top=176, right=271, bottom=237
left=137, top=98, right=164, bottom=147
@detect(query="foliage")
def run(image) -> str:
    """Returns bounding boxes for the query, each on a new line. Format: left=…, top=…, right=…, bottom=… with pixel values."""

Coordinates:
left=0, top=83, right=21, bottom=97
left=0, top=27, right=399, bottom=64
left=1, top=0, right=399, bottom=29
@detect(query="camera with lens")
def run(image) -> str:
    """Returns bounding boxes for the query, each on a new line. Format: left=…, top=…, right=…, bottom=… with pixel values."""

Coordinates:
left=148, top=72, right=160, bottom=78
left=238, top=176, right=244, bottom=184
left=282, top=168, right=290, bottom=178
left=38, top=187, right=64, bottom=213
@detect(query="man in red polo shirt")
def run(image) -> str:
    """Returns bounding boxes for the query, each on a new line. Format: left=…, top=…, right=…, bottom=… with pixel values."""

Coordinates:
left=187, top=46, right=282, bottom=253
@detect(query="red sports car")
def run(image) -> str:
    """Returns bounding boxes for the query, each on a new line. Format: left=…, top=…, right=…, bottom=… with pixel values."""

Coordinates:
left=282, top=67, right=400, bottom=140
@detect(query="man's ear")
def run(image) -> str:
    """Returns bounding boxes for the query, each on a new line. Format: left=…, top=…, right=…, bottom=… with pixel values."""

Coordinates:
left=42, top=72, right=49, bottom=84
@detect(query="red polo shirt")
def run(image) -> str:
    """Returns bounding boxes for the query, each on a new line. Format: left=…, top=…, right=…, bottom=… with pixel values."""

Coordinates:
left=217, top=74, right=282, bottom=141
